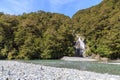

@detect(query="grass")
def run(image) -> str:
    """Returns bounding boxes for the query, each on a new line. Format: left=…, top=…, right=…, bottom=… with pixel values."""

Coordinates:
left=23, top=60, right=120, bottom=75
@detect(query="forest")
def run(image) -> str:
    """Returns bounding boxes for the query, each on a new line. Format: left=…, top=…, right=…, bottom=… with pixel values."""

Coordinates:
left=0, top=0, right=120, bottom=59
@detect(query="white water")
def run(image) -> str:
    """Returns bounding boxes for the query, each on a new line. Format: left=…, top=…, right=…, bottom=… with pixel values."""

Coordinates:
left=78, top=37, right=85, bottom=50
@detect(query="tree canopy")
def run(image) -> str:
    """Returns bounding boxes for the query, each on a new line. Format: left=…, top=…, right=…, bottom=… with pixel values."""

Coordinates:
left=0, top=11, right=75, bottom=59
left=0, top=0, right=120, bottom=59
left=72, top=0, right=120, bottom=59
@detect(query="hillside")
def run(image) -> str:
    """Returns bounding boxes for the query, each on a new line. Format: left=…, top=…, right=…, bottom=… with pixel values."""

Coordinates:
left=0, top=0, right=120, bottom=60
left=72, top=0, right=120, bottom=59
left=0, top=11, right=75, bottom=59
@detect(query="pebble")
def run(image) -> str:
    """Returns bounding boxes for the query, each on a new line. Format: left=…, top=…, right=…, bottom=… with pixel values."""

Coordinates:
left=0, top=61, right=119, bottom=80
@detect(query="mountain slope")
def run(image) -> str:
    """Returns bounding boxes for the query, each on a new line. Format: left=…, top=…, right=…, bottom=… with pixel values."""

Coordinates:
left=0, top=11, right=75, bottom=59
left=72, top=0, right=120, bottom=59
left=0, top=0, right=120, bottom=59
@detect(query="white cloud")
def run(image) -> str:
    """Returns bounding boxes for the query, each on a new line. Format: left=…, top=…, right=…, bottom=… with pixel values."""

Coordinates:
left=0, top=0, right=102, bottom=17
left=49, top=0, right=74, bottom=5
left=49, top=0, right=74, bottom=12
left=5, top=0, right=34, bottom=14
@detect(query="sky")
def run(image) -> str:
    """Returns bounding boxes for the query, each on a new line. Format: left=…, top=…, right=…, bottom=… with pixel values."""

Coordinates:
left=0, top=0, right=102, bottom=17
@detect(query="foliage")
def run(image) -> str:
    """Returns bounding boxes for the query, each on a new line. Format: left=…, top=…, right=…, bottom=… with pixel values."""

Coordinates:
left=0, top=11, right=75, bottom=59
left=72, top=0, right=120, bottom=59
left=0, top=0, right=120, bottom=59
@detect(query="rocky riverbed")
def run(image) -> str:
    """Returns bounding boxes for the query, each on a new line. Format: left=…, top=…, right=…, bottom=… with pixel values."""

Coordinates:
left=0, top=61, right=120, bottom=80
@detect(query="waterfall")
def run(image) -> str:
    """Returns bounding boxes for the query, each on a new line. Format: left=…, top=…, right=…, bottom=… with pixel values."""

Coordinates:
left=75, top=36, right=86, bottom=57
left=78, top=37, right=85, bottom=50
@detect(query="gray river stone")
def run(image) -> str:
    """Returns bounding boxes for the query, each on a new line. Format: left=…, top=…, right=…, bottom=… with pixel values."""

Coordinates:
left=0, top=61, right=119, bottom=80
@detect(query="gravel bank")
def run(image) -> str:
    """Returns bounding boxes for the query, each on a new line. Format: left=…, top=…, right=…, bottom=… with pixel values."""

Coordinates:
left=0, top=61, right=120, bottom=80
left=61, top=56, right=97, bottom=61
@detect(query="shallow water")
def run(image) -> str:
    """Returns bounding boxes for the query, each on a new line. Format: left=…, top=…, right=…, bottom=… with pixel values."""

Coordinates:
left=22, top=60, right=120, bottom=75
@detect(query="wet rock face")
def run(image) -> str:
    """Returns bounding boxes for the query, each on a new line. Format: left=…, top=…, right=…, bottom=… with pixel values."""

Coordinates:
left=74, top=36, right=86, bottom=57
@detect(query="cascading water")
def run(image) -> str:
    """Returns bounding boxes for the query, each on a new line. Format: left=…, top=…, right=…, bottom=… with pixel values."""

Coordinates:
left=78, top=37, right=85, bottom=50
left=75, top=36, right=86, bottom=57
